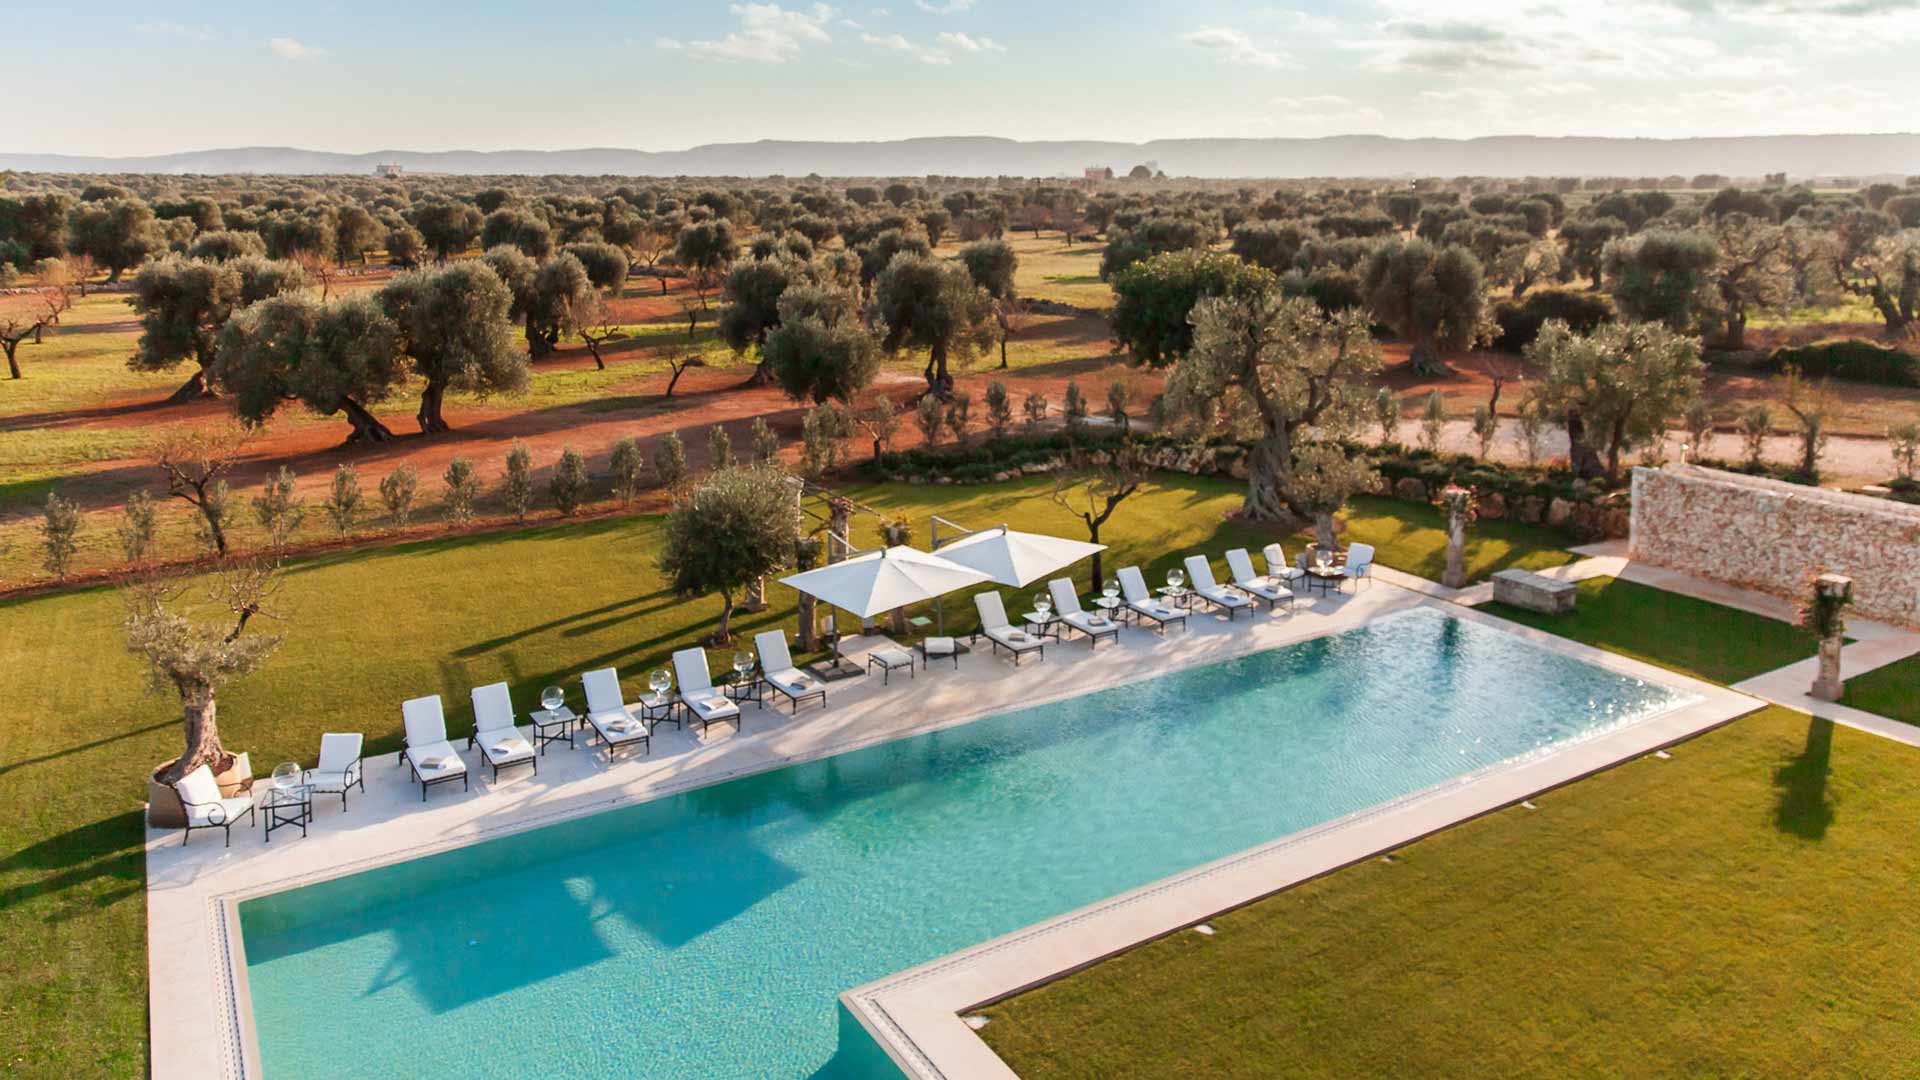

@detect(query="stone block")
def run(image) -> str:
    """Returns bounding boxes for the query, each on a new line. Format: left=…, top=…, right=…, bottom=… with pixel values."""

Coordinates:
left=1492, top=568, right=1577, bottom=615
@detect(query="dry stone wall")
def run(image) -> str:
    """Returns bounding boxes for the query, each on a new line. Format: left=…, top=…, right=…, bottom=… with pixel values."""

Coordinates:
left=1630, top=464, right=1920, bottom=627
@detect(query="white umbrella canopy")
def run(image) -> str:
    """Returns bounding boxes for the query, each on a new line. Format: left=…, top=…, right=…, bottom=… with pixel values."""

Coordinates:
left=934, top=525, right=1107, bottom=587
left=778, top=546, right=993, bottom=619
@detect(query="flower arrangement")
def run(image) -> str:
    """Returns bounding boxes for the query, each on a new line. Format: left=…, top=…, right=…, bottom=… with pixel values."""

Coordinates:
left=1440, top=482, right=1478, bottom=525
left=1797, top=570, right=1853, bottom=641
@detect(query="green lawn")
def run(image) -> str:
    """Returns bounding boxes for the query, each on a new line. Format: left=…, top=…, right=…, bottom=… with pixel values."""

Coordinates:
left=0, top=476, right=1568, bottom=1077
left=1484, top=575, right=1817, bottom=684
left=1842, top=653, right=1920, bottom=727
left=979, top=706, right=1920, bottom=1079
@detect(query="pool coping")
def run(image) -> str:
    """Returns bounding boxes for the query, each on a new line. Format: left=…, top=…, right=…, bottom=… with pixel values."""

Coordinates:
left=836, top=602, right=1762, bottom=1080
left=141, top=582, right=1756, bottom=1079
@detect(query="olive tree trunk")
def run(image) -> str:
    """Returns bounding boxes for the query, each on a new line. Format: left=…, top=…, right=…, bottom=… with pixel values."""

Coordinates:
left=155, top=685, right=225, bottom=786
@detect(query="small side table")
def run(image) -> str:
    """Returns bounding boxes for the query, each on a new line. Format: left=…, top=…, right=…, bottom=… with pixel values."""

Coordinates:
left=530, top=706, right=578, bottom=754
left=638, top=693, right=679, bottom=731
left=1021, top=612, right=1062, bottom=641
left=722, top=671, right=765, bottom=708
left=1094, top=596, right=1126, bottom=625
left=1158, top=586, right=1192, bottom=609
left=262, top=784, right=313, bottom=843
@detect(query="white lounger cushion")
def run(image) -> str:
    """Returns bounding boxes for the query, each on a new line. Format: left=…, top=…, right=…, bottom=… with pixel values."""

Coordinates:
left=589, top=711, right=649, bottom=743
left=582, top=668, right=633, bottom=723
left=682, top=689, right=740, bottom=723
left=1262, top=543, right=1305, bottom=581
left=174, top=764, right=253, bottom=825
left=470, top=682, right=517, bottom=737
left=976, top=591, right=1043, bottom=652
left=1226, top=548, right=1290, bottom=602
left=754, top=630, right=821, bottom=699
left=478, top=731, right=534, bottom=765
left=1117, top=566, right=1182, bottom=621
left=406, top=741, right=466, bottom=779
left=402, top=694, right=450, bottom=747
left=1048, top=578, right=1115, bottom=636
left=673, top=649, right=741, bottom=723
left=1183, top=555, right=1251, bottom=608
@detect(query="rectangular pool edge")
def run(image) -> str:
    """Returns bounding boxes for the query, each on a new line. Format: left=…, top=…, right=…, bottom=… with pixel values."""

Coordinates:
left=145, top=588, right=1716, bottom=1079
left=839, top=608, right=1765, bottom=1080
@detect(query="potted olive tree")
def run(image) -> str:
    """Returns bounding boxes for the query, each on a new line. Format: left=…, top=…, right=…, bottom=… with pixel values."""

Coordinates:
left=125, top=559, right=285, bottom=827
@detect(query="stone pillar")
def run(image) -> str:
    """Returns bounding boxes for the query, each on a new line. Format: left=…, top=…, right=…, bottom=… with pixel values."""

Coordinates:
left=1810, top=573, right=1853, bottom=702
left=1442, top=514, right=1467, bottom=589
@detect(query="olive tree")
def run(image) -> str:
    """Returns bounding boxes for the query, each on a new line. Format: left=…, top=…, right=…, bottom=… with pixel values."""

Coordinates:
left=1360, top=239, right=1490, bottom=377
left=764, top=296, right=881, bottom=405
left=658, top=465, right=798, bottom=645
left=1704, top=213, right=1792, bottom=349
left=1528, top=319, right=1704, bottom=484
left=377, top=261, right=526, bottom=433
left=1162, top=293, right=1382, bottom=538
left=218, top=293, right=408, bottom=443
left=872, top=253, right=994, bottom=395
left=674, top=219, right=739, bottom=305
left=128, top=255, right=307, bottom=402
left=1110, top=250, right=1277, bottom=368
left=67, top=197, right=167, bottom=282
left=719, top=254, right=808, bottom=383
left=124, top=558, right=285, bottom=786
left=1602, top=229, right=1719, bottom=331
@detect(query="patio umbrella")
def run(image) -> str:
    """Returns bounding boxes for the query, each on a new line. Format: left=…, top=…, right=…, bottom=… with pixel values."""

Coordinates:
left=933, top=525, right=1107, bottom=588
left=778, top=545, right=993, bottom=620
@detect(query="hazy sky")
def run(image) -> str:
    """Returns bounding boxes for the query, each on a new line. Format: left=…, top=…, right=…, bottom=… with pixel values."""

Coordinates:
left=11, top=0, right=1918, bottom=156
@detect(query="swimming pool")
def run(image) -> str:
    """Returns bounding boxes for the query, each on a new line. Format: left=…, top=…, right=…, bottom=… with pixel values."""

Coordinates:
left=238, top=609, right=1692, bottom=1079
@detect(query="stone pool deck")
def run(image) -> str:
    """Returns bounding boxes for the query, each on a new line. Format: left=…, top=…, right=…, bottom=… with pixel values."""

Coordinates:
left=148, top=573, right=1431, bottom=1078
left=144, top=558, right=1820, bottom=1080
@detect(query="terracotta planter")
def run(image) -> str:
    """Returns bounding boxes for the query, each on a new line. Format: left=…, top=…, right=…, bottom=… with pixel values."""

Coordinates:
left=146, top=752, right=253, bottom=829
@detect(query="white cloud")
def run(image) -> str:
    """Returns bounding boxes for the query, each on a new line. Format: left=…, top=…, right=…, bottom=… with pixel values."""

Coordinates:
left=914, top=0, right=974, bottom=12
left=936, top=31, right=1004, bottom=52
left=657, top=3, right=834, bottom=62
left=861, top=31, right=954, bottom=63
left=268, top=37, right=318, bottom=60
left=136, top=21, right=215, bottom=41
left=1183, top=26, right=1288, bottom=68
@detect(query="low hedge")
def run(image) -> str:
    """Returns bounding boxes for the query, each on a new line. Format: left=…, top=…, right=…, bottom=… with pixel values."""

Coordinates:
left=1766, top=339, right=1919, bottom=387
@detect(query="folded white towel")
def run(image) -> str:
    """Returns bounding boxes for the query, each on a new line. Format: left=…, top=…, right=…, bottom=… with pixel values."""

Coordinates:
left=1007, top=630, right=1027, bottom=642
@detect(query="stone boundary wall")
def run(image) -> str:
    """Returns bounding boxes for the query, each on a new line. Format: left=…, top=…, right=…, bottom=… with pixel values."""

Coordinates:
left=1630, top=464, right=1920, bottom=627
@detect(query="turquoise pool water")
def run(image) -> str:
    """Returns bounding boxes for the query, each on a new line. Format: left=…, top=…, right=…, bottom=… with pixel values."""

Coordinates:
left=239, top=610, right=1689, bottom=1079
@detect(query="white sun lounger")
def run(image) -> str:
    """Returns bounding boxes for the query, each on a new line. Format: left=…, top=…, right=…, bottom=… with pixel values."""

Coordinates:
left=1048, top=578, right=1120, bottom=648
left=1226, top=548, right=1294, bottom=611
left=754, top=630, right=828, bottom=713
left=673, top=648, right=743, bottom=734
left=583, top=667, right=652, bottom=757
left=172, top=763, right=257, bottom=846
left=304, top=733, right=365, bottom=811
left=468, top=682, right=538, bottom=782
left=1262, top=543, right=1306, bottom=589
left=1183, top=555, right=1254, bottom=620
left=975, top=590, right=1045, bottom=664
left=400, top=694, right=469, bottom=800
left=1117, top=566, right=1188, bottom=634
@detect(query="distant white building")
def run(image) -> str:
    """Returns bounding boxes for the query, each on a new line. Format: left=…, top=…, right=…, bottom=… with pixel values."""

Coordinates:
left=374, top=163, right=404, bottom=177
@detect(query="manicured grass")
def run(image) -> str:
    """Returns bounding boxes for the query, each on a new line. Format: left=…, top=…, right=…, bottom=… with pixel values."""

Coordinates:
left=979, top=706, right=1920, bottom=1079
left=1485, top=575, right=1817, bottom=685
left=1338, top=495, right=1576, bottom=582
left=1842, top=653, right=1920, bottom=727
left=0, top=476, right=1569, bottom=1077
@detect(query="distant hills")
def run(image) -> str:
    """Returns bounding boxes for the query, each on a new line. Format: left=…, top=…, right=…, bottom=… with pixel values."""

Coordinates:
left=5, top=134, right=1920, bottom=179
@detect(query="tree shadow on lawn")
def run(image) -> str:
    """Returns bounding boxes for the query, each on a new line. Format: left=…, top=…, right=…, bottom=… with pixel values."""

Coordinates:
left=1773, top=714, right=1835, bottom=841
left=0, top=810, right=147, bottom=921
